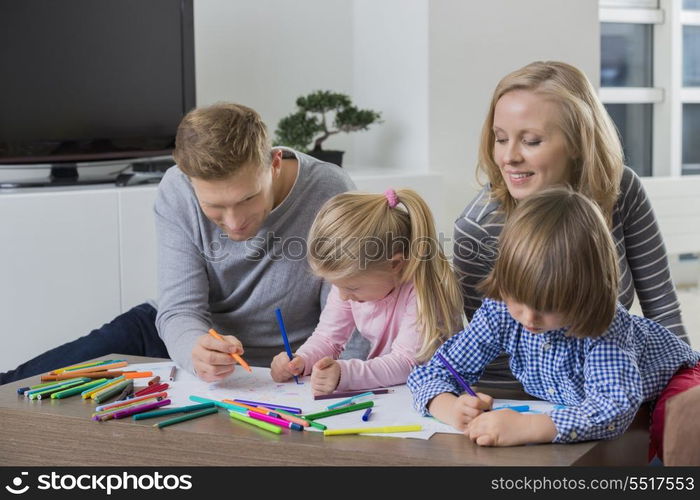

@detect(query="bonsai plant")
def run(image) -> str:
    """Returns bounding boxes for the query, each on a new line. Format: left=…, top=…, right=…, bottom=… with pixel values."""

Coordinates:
left=274, top=90, right=382, bottom=166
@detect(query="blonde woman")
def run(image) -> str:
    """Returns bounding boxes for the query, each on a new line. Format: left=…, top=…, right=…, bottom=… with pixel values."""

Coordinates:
left=270, top=189, right=463, bottom=395
left=410, top=188, right=700, bottom=456
left=454, top=61, right=689, bottom=386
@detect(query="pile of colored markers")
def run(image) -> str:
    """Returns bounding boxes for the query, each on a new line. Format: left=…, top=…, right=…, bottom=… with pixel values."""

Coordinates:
left=188, top=390, right=423, bottom=436
left=18, top=359, right=154, bottom=401
left=19, top=360, right=218, bottom=428
left=19, top=360, right=422, bottom=435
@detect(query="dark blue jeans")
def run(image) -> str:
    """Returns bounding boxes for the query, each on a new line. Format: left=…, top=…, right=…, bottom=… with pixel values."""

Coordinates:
left=0, top=303, right=169, bottom=385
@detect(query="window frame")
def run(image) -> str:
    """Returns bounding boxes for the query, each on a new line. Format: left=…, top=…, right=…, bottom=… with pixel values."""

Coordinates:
left=599, top=0, right=700, bottom=177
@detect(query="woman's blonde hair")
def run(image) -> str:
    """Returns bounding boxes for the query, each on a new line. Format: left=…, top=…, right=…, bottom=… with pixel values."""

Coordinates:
left=479, top=187, right=619, bottom=338
left=477, top=61, right=624, bottom=221
left=308, top=189, right=464, bottom=362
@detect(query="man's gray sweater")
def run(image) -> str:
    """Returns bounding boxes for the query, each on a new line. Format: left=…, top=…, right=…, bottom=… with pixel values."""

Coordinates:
left=154, top=150, right=355, bottom=373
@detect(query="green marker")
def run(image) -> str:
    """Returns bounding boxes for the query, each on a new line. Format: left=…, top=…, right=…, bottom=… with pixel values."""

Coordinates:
left=28, top=381, right=61, bottom=390
left=93, top=380, right=131, bottom=404
left=154, top=407, right=219, bottom=429
left=25, top=378, right=88, bottom=398
left=229, top=411, right=282, bottom=434
left=51, top=378, right=108, bottom=399
left=31, top=379, right=90, bottom=400
left=133, top=402, right=215, bottom=420
left=303, top=401, right=374, bottom=421
left=189, top=395, right=247, bottom=413
left=81, top=376, right=125, bottom=398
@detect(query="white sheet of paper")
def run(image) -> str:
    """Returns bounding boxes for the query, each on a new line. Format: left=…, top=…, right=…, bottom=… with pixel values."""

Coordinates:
left=126, top=362, right=560, bottom=440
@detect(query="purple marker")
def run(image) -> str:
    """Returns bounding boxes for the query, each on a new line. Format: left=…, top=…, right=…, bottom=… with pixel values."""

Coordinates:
left=112, top=398, right=171, bottom=419
left=361, top=408, right=372, bottom=421
left=435, top=352, right=477, bottom=397
left=233, top=399, right=302, bottom=414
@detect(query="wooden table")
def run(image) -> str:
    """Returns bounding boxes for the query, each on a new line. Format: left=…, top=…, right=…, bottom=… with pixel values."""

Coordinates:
left=0, top=355, right=650, bottom=466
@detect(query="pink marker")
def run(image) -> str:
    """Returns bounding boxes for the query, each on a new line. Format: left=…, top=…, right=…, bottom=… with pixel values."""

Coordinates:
left=247, top=410, right=304, bottom=431
left=112, top=399, right=171, bottom=419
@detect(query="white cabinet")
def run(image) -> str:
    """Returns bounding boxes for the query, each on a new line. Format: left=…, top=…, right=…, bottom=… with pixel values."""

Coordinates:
left=0, top=171, right=445, bottom=372
left=118, top=187, right=159, bottom=312
left=0, top=188, right=122, bottom=371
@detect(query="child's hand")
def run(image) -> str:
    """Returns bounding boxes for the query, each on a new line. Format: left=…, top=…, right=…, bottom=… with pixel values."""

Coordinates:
left=466, top=410, right=557, bottom=446
left=191, top=333, right=244, bottom=382
left=428, top=392, right=493, bottom=431
left=310, top=357, right=341, bottom=395
left=270, top=352, right=305, bottom=382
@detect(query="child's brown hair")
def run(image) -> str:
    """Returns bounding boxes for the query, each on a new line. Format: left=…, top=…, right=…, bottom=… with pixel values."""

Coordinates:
left=479, top=187, right=619, bottom=337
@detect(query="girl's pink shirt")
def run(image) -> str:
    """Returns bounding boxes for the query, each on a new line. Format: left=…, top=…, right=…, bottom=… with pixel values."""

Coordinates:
left=295, top=282, right=421, bottom=391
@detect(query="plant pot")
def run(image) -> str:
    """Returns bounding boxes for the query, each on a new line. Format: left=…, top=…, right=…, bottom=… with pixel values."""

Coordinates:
left=309, top=149, right=344, bottom=167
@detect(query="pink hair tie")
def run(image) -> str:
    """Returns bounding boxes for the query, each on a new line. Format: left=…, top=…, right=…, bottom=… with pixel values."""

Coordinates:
left=384, top=188, right=399, bottom=208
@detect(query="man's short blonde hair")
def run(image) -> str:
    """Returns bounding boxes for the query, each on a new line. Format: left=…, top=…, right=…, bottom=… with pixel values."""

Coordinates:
left=479, top=187, right=620, bottom=338
left=173, top=102, right=271, bottom=179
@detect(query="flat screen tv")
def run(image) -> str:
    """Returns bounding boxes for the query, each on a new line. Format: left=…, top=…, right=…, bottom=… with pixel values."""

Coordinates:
left=0, top=0, right=195, bottom=187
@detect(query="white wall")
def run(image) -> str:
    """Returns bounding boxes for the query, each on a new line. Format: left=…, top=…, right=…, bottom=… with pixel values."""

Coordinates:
left=428, top=0, right=600, bottom=239
left=195, top=0, right=431, bottom=172
left=194, top=0, right=601, bottom=237
left=194, top=0, right=355, bottom=154
left=350, top=0, right=429, bottom=171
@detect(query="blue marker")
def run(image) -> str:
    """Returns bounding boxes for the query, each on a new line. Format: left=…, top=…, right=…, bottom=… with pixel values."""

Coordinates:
left=362, top=408, right=373, bottom=421
left=327, top=391, right=374, bottom=410
left=492, top=405, right=530, bottom=413
left=275, top=308, right=300, bottom=384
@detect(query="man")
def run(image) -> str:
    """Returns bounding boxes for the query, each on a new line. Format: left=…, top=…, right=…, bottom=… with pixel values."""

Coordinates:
left=0, top=103, right=356, bottom=384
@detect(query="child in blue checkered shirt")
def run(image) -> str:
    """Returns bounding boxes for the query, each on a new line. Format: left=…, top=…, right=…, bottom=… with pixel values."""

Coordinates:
left=408, top=187, right=700, bottom=459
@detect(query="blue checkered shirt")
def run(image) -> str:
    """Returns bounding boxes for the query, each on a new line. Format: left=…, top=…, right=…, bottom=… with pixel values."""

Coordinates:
left=408, top=298, right=700, bottom=443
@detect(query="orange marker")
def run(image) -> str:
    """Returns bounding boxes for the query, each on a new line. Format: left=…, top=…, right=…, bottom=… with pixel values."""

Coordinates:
left=274, top=409, right=310, bottom=427
left=208, top=328, right=252, bottom=372
left=124, top=371, right=153, bottom=379
left=222, top=399, right=276, bottom=416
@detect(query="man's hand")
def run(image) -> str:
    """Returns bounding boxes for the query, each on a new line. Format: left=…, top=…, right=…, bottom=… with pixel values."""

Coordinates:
left=191, top=333, right=244, bottom=382
left=310, top=357, right=341, bottom=395
left=270, top=352, right=305, bottom=382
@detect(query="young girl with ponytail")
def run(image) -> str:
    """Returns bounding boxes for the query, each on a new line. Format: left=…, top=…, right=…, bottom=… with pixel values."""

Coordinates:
left=270, top=188, right=463, bottom=395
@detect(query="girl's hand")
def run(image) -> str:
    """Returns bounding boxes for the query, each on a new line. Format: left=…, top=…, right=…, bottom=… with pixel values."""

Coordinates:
left=428, top=392, right=493, bottom=431
left=191, top=333, right=244, bottom=382
left=467, top=410, right=557, bottom=446
left=310, top=357, right=341, bottom=395
left=270, top=352, right=305, bottom=382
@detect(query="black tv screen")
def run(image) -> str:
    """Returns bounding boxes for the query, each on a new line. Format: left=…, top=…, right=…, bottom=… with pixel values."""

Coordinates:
left=0, top=0, right=195, bottom=166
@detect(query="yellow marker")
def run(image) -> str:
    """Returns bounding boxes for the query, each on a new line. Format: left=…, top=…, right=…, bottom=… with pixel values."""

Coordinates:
left=81, top=376, right=125, bottom=399
left=53, top=360, right=110, bottom=374
left=323, top=425, right=422, bottom=436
